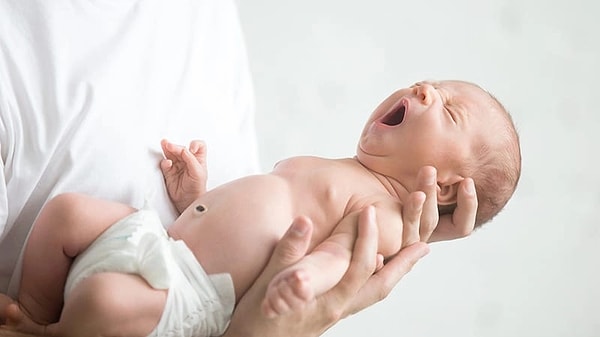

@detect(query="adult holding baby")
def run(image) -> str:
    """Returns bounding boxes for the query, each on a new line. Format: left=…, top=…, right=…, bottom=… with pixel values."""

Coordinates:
left=0, top=0, right=477, bottom=336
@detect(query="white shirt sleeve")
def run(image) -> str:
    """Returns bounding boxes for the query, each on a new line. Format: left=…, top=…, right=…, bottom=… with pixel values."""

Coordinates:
left=0, top=0, right=259, bottom=295
left=0, top=115, right=7, bottom=238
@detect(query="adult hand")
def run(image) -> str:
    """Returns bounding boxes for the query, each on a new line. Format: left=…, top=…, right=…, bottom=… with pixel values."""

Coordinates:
left=411, top=166, right=478, bottom=243
left=222, top=207, right=430, bottom=337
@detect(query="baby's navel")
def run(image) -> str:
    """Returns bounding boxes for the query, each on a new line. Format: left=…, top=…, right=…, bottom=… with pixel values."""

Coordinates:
left=195, top=204, right=207, bottom=213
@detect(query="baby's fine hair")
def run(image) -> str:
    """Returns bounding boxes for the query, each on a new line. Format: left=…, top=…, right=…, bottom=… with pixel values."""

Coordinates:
left=469, top=87, right=521, bottom=227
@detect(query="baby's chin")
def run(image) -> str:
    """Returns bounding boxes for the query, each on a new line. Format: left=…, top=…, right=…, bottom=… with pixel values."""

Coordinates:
left=355, top=143, right=381, bottom=165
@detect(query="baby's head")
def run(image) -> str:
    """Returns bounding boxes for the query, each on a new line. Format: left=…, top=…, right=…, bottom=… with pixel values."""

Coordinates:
left=357, top=80, right=521, bottom=226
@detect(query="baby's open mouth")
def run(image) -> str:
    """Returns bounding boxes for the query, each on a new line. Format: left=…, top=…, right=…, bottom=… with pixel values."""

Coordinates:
left=381, top=102, right=405, bottom=126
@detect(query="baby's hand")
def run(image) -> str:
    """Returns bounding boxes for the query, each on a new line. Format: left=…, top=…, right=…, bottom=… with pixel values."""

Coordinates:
left=160, top=139, right=208, bottom=214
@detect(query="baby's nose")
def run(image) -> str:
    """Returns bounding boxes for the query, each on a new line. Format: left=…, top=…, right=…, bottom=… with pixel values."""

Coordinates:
left=414, top=83, right=435, bottom=106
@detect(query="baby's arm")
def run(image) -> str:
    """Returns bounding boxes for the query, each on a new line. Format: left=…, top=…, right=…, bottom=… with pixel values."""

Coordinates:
left=9, top=193, right=135, bottom=329
left=262, top=200, right=414, bottom=317
left=160, top=139, right=207, bottom=214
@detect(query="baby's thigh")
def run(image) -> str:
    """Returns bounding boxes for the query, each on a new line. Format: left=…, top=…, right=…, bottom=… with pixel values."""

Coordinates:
left=52, top=272, right=167, bottom=337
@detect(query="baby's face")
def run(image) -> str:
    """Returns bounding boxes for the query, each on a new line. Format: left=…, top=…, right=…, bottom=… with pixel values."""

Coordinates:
left=356, top=80, right=499, bottom=188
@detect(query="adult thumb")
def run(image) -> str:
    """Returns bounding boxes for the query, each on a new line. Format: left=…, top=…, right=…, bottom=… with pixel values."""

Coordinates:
left=260, top=216, right=314, bottom=280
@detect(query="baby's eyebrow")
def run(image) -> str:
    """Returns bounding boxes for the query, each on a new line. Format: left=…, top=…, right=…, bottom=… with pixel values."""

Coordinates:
left=410, top=81, right=427, bottom=89
left=429, top=81, right=443, bottom=88
left=410, top=80, right=441, bottom=90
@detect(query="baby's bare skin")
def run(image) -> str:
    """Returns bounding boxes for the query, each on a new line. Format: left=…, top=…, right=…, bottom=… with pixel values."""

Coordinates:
left=167, top=156, right=408, bottom=301
left=0, top=80, right=504, bottom=334
left=0, top=156, right=411, bottom=336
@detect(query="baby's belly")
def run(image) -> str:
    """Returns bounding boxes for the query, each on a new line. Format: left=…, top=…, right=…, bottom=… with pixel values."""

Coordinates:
left=181, top=175, right=299, bottom=300
left=198, top=174, right=296, bottom=232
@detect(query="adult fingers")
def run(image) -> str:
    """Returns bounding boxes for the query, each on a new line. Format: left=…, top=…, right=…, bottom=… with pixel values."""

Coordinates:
left=257, top=216, right=314, bottom=284
left=345, top=242, right=430, bottom=316
left=319, top=206, right=378, bottom=318
left=402, top=191, right=425, bottom=247
left=415, top=166, right=439, bottom=241
left=429, top=177, right=477, bottom=242
left=222, top=217, right=317, bottom=337
left=450, top=177, right=477, bottom=237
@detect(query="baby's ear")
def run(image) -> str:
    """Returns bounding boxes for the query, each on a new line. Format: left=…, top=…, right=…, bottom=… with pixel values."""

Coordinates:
left=437, top=176, right=464, bottom=205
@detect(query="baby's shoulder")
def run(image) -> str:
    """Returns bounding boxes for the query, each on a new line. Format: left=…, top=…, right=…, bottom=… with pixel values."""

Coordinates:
left=273, top=156, right=335, bottom=172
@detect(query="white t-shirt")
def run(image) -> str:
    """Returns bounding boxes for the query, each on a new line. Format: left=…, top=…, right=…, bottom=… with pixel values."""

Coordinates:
left=0, top=0, right=260, bottom=296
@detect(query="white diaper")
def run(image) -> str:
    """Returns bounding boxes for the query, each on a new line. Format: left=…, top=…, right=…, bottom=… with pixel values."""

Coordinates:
left=64, top=209, right=235, bottom=337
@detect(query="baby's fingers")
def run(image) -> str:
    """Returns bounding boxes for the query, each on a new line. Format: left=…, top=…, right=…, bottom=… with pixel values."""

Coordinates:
left=160, top=158, right=172, bottom=170
left=188, top=140, right=207, bottom=167
left=181, top=148, right=204, bottom=176
left=161, top=139, right=185, bottom=161
left=159, top=158, right=173, bottom=175
left=189, top=140, right=205, bottom=154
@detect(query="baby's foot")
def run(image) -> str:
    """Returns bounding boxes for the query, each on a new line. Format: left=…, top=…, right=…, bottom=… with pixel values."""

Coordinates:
left=1, top=302, right=47, bottom=335
left=262, top=268, right=314, bottom=318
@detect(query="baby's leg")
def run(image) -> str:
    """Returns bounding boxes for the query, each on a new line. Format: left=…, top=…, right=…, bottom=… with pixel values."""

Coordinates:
left=5, top=272, right=167, bottom=337
left=262, top=211, right=363, bottom=317
left=18, top=193, right=135, bottom=325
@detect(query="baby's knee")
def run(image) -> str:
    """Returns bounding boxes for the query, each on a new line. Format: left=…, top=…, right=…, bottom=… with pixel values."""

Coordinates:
left=38, top=193, right=87, bottom=228
left=45, top=193, right=89, bottom=216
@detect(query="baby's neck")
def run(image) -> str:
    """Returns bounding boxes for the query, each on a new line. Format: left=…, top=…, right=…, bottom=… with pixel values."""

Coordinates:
left=350, top=157, right=410, bottom=202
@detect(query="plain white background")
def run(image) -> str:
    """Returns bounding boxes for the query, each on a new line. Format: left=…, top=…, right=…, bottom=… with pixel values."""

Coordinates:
left=237, top=1, right=599, bottom=337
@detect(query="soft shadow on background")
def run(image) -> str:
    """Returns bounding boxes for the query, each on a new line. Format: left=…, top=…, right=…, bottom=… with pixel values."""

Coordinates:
left=238, top=1, right=599, bottom=336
